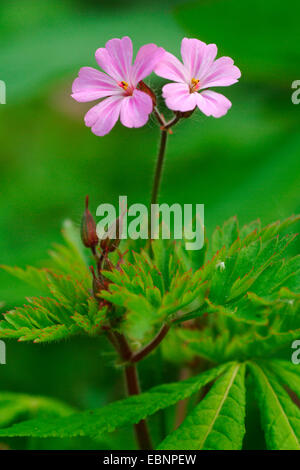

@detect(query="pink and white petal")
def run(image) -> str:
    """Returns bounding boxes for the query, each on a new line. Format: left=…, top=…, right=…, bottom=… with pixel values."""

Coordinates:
left=181, top=38, right=217, bottom=80
left=201, top=57, right=241, bottom=88
left=95, top=37, right=133, bottom=82
left=71, top=67, right=121, bottom=102
left=84, top=95, right=123, bottom=136
left=95, top=48, right=123, bottom=82
left=154, top=52, right=189, bottom=83
left=120, top=89, right=153, bottom=128
left=197, top=43, right=218, bottom=79
left=181, top=38, right=205, bottom=73
left=162, top=83, right=197, bottom=112
left=196, top=90, right=232, bottom=118
left=131, top=44, right=165, bottom=85
left=105, top=36, right=133, bottom=82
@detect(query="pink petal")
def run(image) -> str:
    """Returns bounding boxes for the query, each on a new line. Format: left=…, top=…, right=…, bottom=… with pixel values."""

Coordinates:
left=201, top=57, right=241, bottom=88
left=95, top=36, right=133, bottom=82
left=84, top=95, right=123, bottom=136
left=71, top=67, right=121, bottom=102
left=196, top=90, right=232, bottom=118
left=120, top=89, right=153, bottom=128
left=131, top=44, right=165, bottom=85
left=154, top=52, right=189, bottom=83
left=181, top=38, right=217, bottom=80
left=162, top=83, right=197, bottom=112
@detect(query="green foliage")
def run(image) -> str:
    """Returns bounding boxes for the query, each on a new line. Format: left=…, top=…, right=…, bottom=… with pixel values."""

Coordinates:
left=0, top=215, right=299, bottom=450
left=101, top=215, right=299, bottom=345
left=162, top=215, right=300, bottom=366
left=0, top=221, right=107, bottom=342
left=1, top=360, right=299, bottom=450
left=100, top=245, right=208, bottom=341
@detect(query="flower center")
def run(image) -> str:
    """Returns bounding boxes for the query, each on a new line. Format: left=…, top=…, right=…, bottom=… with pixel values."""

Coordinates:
left=190, top=78, right=200, bottom=93
left=119, top=80, right=129, bottom=90
left=118, top=80, right=133, bottom=96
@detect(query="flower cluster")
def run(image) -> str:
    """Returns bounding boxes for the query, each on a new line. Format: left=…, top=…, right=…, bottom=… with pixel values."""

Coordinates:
left=72, top=36, right=241, bottom=136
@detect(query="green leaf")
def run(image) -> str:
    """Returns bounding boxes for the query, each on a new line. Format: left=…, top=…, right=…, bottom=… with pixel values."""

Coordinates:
left=0, top=224, right=107, bottom=342
left=158, top=363, right=246, bottom=450
left=211, top=216, right=239, bottom=254
left=264, top=360, right=300, bottom=400
left=249, top=362, right=300, bottom=450
left=184, top=322, right=300, bottom=364
left=0, top=363, right=231, bottom=438
left=0, top=265, right=50, bottom=292
left=48, top=219, right=90, bottom=284
left=200, top=215, right=300, bottom=325
left=101, top=244, right=208, bottom=341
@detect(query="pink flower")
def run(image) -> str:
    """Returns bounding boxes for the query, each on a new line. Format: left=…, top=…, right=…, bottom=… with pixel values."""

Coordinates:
left=72, top=37, right=164, bottom=136
left=154, top=38, right=241, bottom=118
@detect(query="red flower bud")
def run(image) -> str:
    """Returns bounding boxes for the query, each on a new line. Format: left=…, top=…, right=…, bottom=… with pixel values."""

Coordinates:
left=81, top=196, right=99, bottom=248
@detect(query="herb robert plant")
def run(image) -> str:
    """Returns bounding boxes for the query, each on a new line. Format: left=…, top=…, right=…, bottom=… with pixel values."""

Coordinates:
left=1, top=36, right=299, bottom=452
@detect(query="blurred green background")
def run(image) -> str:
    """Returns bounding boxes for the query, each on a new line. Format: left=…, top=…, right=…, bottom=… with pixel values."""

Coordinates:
left=0, top=0, right=299, bottom=449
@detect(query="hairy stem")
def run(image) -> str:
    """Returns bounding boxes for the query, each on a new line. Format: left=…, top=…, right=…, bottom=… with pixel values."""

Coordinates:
left=151, top=129, right=168, bottom=207
left=124, top=364, right=153, bottom=450
left=150, top=109, right=181, bottom=207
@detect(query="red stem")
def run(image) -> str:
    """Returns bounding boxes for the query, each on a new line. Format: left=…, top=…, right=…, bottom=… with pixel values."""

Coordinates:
left=111, top=331, right=153, bottom=450
left=130, top=324, right=170, bottom=363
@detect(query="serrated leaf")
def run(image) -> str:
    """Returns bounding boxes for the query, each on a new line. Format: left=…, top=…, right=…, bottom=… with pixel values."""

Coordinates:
left=0, top=265, right=51, bottom=292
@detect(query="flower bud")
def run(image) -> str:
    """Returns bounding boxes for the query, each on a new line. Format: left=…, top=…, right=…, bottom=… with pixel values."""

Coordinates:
left=81, top=196, right=99, bottom=248
left=138, top=81, right=157, bottom=107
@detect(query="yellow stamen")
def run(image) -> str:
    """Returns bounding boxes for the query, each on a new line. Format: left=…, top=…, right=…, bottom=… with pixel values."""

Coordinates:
left=190, top=78, right=200, bottom=93
left=120, top=80, right=129, bottom=90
